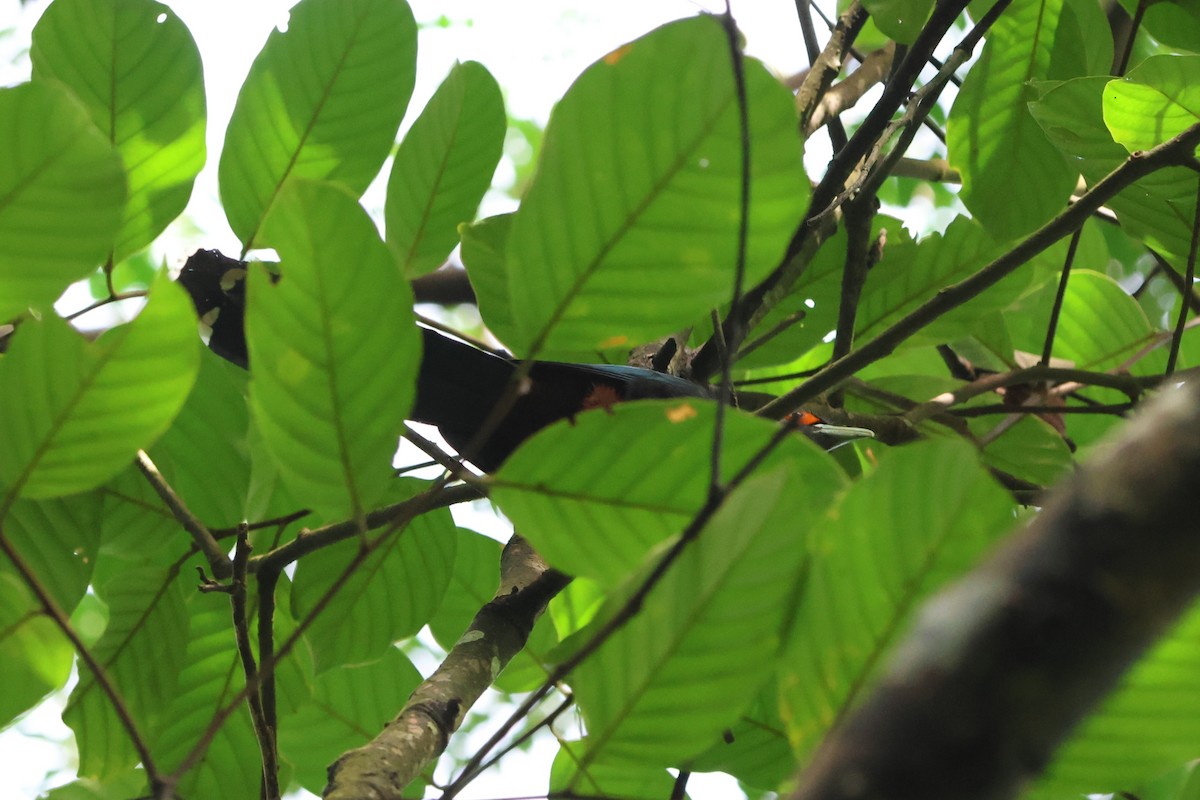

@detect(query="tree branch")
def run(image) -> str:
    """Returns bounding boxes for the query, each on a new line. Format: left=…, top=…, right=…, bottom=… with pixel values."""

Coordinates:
left=789, top=379, right=1200, bottom=800
left=323, top=537, right=571, bottom=799
left=759, top=122, right=1200, bottom=418
left=135, top=450, right=232, bottom=580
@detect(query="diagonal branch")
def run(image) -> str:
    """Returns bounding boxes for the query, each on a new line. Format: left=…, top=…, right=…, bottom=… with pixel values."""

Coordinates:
left=323, top=537, right=570, bottom=799
left=759, top=122, right=1200, bottom=419
left=789, top=379, right=1200, bottom=800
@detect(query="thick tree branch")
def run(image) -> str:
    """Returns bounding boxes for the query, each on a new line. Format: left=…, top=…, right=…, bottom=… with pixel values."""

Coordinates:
left=323, top=537, right=570, bottom=799
left=789, top=379, right=1200, bottom=800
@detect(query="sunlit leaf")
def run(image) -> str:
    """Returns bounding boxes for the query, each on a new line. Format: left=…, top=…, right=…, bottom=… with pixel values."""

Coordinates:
left=1031, top=601, right=1200, bottom=798
left=505, top=15, right=807, bottom=357
left=386, top=61, right=506, bottom=277
left=291, top=484, right=455, bottom=672
left=493, top=401, right=844, bottom=585
left=219, top=0, right=417, bottom=247
left=0, top=81, right=125, bottom=319
left=1032, top=76, right=1198, bottom=260
left=779, top=440, right=1014, bottom=760
left=31, top=0, right=206, bottom=260
left=0, top=271, right=199, bottom=501
left=247, top=179, right=419, bottom=521
left=949, top=0, right=1078, bottom=239
left=569, top=465, right=821, bottom=769
left=1104, top=55, right=1200, bottom=152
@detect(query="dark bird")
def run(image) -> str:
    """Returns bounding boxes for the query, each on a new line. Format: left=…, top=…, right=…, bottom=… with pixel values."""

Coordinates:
left=178, top=249, right=870, bottom=471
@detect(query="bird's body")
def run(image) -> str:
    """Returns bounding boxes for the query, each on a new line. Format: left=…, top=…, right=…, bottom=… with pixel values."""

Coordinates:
left=178, top=249, right=870, bottom=471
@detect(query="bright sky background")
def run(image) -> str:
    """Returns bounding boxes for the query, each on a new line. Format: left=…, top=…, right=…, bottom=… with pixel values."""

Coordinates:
left=0, top=1, right=852, bottom=797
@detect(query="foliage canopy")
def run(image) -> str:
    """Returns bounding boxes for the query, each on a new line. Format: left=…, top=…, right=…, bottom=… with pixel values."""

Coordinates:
left=2, top=0, right=1200, bottom=798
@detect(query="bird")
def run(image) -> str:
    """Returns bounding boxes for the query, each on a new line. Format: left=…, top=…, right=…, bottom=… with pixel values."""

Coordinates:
left=177, top=249, right=871, bottom=471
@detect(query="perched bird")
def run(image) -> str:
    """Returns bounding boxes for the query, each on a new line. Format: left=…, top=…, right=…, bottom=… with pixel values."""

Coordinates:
left=178, top=249, right=871, bottom=471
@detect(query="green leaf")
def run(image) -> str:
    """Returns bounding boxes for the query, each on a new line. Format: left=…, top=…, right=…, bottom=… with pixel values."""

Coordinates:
left=492, top=401, right=845, bottom=585
left=1032, top=76, right=1198, bottom=260
left=460, top=213, right=523, bottom=347
left=1142, top=2, right=1200, bottom=54
left=291, top=486, right=456, bottom=672
left=0, top=572, right=74, bottom=729
left=948, top=0, right=1078, bottom=240
left=218, top=0, right=417, bottom=248
left=2, top=493, right=101, bottom=612
left=0, top=81, right=125, bottom=319
left=247, top=179, right=419, bottom=521
left=1104, top=55, right=1200, bottom=152
left=386, top=61, right=506, bottom=277
left=278, top=648, right=422, bottom=795
left=505, top=15, right=808, bottom=357
left=978, top=414, right=1074, bottom=487
left=551, top=738, right=677, bottom=799
left=861, top=0, right=933, bottom=44
left=689, top=680, right=794, bottom=790
left=0, top=270, right=200, bottom=502
left=1030, top=600, right=1200, bottom=798
left=31, top=0, right=206, bottom=261
left=1006, top=270, right=1160, bottom=373
left=779, top=439, right=1014, bottom=759
left=43, top=770, right=148, bottom=800
left=154, top=590, right=262, bottom=797
left=569, top=465, right=821, bottom=769
left=151, top=350, right=251, bottom=528
left=428, top=527, right=502, bottom=650
left=855, top=217, right=1006, bottom=345
left=65, top=566, right=190, bottom=778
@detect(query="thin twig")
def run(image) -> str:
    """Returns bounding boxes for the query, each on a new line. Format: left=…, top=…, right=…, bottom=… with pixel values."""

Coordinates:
left=1040, top=228, right=1083, bottom=366
left=1166, top=176, right=1200, bottom=375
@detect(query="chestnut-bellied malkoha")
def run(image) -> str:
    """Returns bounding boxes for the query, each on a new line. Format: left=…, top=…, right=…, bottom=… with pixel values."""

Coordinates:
left=177, top=249, right=870, bottom=471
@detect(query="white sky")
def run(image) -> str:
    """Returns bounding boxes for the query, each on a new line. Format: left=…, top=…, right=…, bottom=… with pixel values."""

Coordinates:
left=0, top=1, right=838, bottom=797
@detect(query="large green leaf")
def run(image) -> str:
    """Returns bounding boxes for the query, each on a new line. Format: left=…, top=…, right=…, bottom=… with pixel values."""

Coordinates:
left=1006, top=270, right=1160, bottom=374
left=278, top=647, right=422, bottom=795
left=291, top=484, right=456, bottom=672
left=1032, top=77, right=1198, bottom=260
left=505, top=15, right=807, bottom=358
left=855, top=217, right=1008, bottom=346
left=568, top=465, right=820, bottom=769
left=0, top=271, right=199, bottom=503
left=31, top=0, right=206, bottom=261
left=779, top=439, right=1014, bottom=760
left=1104, top=55, right=1200, bottom=152
left=460, top=212, right=523, bottom=347
left=246, top=179, right=419, bottom=521
left=0, top=81, right=125, bottom=320
left=150, top=350, right=251, bottom=529
left=861, top=0, right=933, bottom=44
left=2, top=493, right=101, bottom=613
left=386, top=61, right=506, bottom=277
left=948, top=0, right=1078, bottom=240
left=65, top=566, right=190, bottom=778
left=0, top=571, right=74, bottom=729
left=551, top=738, right=677, bottom=799
left=1031, top=600, right=1200, bottom=798
left=154, top=589, right=263, bottom=797
left=218, top=0, right=417, bottom=248
left=492, top=401, right=845, bottom=585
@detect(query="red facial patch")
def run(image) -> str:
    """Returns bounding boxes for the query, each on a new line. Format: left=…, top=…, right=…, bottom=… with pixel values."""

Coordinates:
left=791, top=410, right=824, bottom=427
